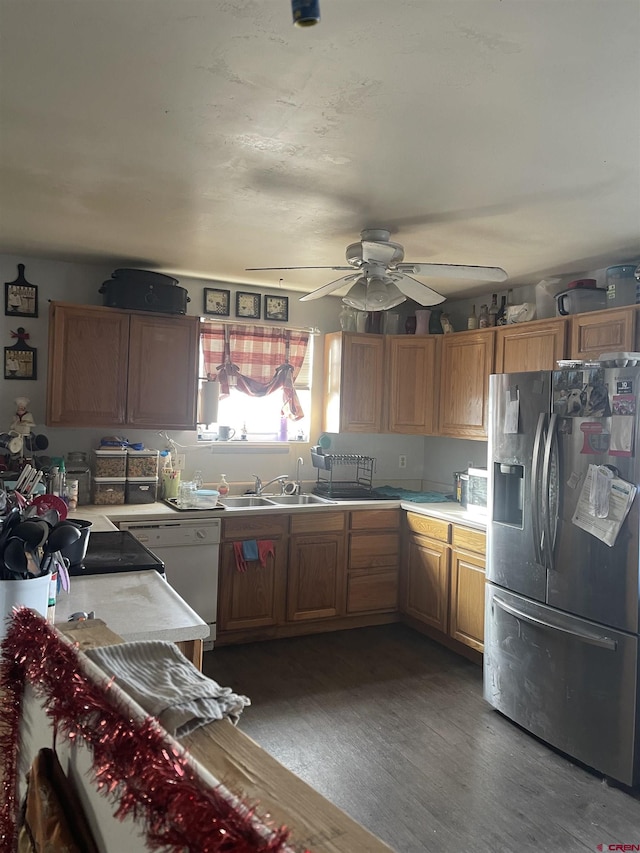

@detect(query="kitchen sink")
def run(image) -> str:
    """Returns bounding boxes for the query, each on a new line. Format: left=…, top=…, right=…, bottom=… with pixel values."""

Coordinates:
left=220, top=496, right=277, bottom=507
left=263, top=494, right=335, bottom=505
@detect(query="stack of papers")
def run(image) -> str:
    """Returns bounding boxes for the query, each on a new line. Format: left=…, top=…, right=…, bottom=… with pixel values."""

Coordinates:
left=572, top=465, right=636, bottom=546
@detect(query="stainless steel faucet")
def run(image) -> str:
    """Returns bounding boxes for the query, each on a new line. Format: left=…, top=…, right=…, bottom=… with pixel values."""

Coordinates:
left=296, top=457, right=304, bottom=495
left=252, top=473, right=289, bottom=496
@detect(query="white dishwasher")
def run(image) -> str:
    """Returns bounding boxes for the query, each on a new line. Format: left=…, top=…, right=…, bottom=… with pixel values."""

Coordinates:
left=119, top=518, right=221, bottom=651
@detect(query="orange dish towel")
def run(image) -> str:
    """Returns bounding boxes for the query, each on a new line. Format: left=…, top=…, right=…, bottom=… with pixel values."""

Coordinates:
left=258, top=539, right=275, bottom=567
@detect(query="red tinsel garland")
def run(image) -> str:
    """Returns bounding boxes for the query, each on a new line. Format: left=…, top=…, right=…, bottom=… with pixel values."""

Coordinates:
left=0, top=608, right=303, bottom=853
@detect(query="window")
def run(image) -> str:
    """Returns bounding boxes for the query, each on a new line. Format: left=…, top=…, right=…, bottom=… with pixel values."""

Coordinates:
left=199, top=323, right=313, bottom=442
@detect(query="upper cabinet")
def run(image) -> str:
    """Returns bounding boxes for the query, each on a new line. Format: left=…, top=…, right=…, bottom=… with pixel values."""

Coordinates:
left=47, top=302, right=199, bottom=430
left=323, top=332, right=385, bottom=433
left=495, top=318, right=567, bottom=373
left=438, top=330, right=495, bottom=440
left=569, top=308, right=636, bottom=360
left=386, top=335, right=438, bottom=434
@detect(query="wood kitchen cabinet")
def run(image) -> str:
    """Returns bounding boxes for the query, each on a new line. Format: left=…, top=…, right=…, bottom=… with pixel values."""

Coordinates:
left=347, top=509, right=400, bottom=614
left=494, top=318, right=567, bottom=373
left=386, top=335, right=438, bottom=434
left=288, top=511, right=346, bottom=622
left=323, top=332, right=385, bottom=433
left=438, top=330, right=494, bottom=439
left=46, top=302, right=199, bottom=430
left=401, top=512, right=486, bottom=656
left=449, top=526, right=486, bottom=653
left=569, top=307, right=636, bottom=360
left=218, top=515, right=288, bottom=635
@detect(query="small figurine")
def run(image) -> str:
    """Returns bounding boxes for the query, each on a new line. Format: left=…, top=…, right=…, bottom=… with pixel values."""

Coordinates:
left=10, top=396, right=36, bottom=436
left=440, top=313, right=455, bottom=334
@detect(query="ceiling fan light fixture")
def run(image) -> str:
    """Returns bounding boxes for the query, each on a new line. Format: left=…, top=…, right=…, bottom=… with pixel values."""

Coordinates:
left=342, top=278, right=406, bottom=311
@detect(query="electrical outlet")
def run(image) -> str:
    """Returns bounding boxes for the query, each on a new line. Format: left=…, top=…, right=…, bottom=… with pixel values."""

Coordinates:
left=175, top=454, right=186, bottom=471
left=399, top=455, right=407, bottom=469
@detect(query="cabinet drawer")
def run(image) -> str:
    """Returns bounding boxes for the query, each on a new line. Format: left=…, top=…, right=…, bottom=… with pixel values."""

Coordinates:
left=349, top=531, right=399, bottom=570
left=350, top=509, right=401, bottom=531
left=223, top=514, right=288, bottom=538
left=452, top=525, right=486, bottom=555
left=405, top=513, right=450, bottom=542
left=347, top=569, right=398, bottom=613
left=290, top=511, right=346, bottom=535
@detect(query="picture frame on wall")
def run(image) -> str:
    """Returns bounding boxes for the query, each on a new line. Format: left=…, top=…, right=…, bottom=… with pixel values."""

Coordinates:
left=4, top=264, right=38, bottom=318
left=264, top=294, right=289, bottom=322
left=235, top=291, right=261, bottom=320
left=4, top=329, right=37, bottom=381
left=203, top=287, right=231, bottom=316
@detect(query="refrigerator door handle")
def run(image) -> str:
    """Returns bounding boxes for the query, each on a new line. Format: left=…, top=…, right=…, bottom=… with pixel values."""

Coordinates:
left=492, top=594, right=618, bottom=651
left=531, top=412, right=546, bottom=566
left=542, top=413, right=558, bottom=571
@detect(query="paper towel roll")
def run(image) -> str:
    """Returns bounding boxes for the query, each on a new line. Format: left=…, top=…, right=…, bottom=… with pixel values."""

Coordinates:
left=199, top=380, right=219, bottom=425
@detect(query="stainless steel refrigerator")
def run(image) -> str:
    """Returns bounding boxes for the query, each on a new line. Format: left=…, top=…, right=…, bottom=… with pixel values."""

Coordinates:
left=484, top=366, right=640, bottom=786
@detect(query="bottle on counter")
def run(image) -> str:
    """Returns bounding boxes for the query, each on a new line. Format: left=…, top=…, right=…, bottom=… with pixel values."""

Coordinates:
left=193, top=470, right=203, bottom=490
left=496, top=295, right=507, bottom=325
left=217, top=474, right=230, bottom=497
left=467, top=304, right=478, bottom=330
left=478, top=304, right=490, bottom=328
left=488, top=293, right=499, bottom=326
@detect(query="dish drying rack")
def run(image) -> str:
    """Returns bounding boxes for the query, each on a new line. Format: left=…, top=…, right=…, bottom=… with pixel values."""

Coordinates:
left=311, top=448, right=377, bottom=499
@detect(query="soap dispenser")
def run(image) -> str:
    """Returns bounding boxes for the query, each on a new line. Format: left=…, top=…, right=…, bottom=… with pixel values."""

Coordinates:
left=217, top=474, right=230, bottom=497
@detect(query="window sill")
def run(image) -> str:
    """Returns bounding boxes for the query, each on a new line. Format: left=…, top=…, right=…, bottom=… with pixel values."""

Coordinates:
left=198, top=440, right=309, bottom=454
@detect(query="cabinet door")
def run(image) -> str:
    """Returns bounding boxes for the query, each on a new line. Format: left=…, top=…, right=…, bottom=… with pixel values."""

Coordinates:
left=46, top=303, right=130, bottom=427
left=347, top=569, right=398, bottom=613
left=127, top=314, right=199, bottom=429
left=387, top=335, right=438, bottom=434
left=495, top=319, right=567, bottom=373
left=218, top=539, right=286, bottom=632
left=438, top=331, right=494, bottom=439
left=403, top=534, right=450, bottom=632
left=449, top=548, right=486, bottom=652
left=287, top=533, right=346, bottom=621
left=323, top=332, right=384, bottom=433
left=570, top=309, right=635, bottom=359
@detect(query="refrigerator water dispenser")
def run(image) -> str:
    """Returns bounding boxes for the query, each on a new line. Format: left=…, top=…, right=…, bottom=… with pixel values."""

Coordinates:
left=493, top=462, right=524, bottom=527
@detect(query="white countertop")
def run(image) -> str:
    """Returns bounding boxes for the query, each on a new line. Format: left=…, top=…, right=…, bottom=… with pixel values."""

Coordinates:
left=55, top=570, right=209, bottom=643
left=70, top=497, right=486, bottom=531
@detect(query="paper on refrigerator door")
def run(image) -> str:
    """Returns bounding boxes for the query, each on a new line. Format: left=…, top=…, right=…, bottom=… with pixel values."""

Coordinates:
left=572, top=464, right=636, bottom=546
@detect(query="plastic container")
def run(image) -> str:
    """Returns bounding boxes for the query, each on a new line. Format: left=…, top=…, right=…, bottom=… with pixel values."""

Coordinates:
left=66, top=452, right=91, bottom=506
left=92, top=449, right=127, bottom=478
left=606, top=265, right=638, bottom=308
left=93, top=476, right=126, bottom=505
left=125, top=477, right=159, bottom=504
left=0, top=574, right=51, bottom=642
left=126, top=449, right=160, bottom=478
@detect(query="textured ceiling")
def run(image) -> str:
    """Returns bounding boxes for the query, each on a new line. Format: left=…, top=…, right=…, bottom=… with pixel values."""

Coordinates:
left=0, top=0, right=639, bottom=300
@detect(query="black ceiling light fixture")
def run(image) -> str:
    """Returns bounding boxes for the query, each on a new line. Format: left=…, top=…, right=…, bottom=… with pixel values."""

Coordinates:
left=292, top=0, right=320, bottom=26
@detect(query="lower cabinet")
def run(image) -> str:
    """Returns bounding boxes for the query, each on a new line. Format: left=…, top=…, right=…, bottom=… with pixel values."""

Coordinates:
left=401, top=512, right=486, bottom=654
left=218, top=515, right=288, bottom=634
left=288, top=512, right=346, bottom=621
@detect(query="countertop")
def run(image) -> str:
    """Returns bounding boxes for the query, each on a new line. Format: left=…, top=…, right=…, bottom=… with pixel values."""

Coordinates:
left=54, top=570, right=209, bottom=643
left=70, top=497, right=487, bottom=531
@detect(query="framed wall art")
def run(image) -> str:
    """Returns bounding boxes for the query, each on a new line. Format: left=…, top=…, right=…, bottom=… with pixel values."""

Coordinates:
left=264, top=294, right=289, bottom=322
left=203, top=287, right=231, bottom=317
left=4, top=327, right=37, bottom=380
left=5, top=263, right=38, bottom=318
left=235, top=291, right=261, bottom=320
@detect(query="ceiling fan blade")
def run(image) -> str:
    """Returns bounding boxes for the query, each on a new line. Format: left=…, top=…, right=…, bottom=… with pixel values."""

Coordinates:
left=299, top=274, right=360, bottom=302
left=391, top=273, right=446, bottom=306
left=361, top=240, right=399, bottom=265
left=246, top=265, right=352, bottom=271
left=398, top=263, right=508, bottom=282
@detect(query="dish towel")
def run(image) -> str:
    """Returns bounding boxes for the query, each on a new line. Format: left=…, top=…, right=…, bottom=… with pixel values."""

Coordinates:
left=242, top=539, right=259, bottom=561
left=233, top=540, right=248, bottom=572
left=85, top=641, right=251, bottom=738
left=258, top=539, right=275, bottom=567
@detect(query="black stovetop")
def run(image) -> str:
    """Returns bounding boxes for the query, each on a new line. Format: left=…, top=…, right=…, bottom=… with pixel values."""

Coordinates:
left=68, top=530, right=165, bottom=577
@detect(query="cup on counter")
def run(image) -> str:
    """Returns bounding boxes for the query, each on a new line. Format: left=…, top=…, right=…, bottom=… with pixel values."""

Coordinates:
left=178, top=480, right=197, bottom=508
left=217, top=426, right=236, bottom=441
left=162, top=470, right=181, bottom=499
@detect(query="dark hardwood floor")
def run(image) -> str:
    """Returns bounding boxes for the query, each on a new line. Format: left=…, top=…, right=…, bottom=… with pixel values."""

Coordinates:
left=203, top=624, right=640, bottom=853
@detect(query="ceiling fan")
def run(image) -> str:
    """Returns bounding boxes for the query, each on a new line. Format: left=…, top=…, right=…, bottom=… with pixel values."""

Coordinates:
left=246, top=229, right=508, bottom=311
